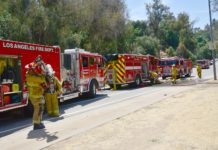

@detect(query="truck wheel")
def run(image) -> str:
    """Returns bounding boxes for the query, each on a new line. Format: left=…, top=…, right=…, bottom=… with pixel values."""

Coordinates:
left=135, top=75, right=141, bottom=87
left=188, top=72, right=191, bottom=77
left=186, top=72, right=191, bottom=77
left=150, top=78, right=154, bottom=85
left=109, top=84, right=113, bottom=89
left=89, top=81, right=97, bottom=98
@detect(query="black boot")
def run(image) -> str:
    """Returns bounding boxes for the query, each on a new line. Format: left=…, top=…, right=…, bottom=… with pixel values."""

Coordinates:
left=33, top=123, right=45, bottom=130
left=40, top=123, right=45, bottom=128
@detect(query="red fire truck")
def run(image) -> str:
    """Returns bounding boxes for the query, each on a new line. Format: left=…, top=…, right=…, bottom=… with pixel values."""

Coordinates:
left=196, top=59, right=210, bottom=69
left=105, top=54, right=158, bottom=88
left=159, top=57, right=192, bottom=79
left=0, top=39, right=104, bottom=113
left=60, top=49, right=105, bottom=101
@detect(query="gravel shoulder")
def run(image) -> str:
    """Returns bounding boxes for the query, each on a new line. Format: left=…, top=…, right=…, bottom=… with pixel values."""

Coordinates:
left=44, top=80, right=218, bottom=150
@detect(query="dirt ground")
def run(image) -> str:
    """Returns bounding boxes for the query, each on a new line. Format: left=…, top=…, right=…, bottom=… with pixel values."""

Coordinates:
left=44, top=80, right=218, bottom=150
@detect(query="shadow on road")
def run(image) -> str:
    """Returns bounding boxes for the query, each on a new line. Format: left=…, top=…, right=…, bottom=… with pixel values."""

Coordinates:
left=58, top=93, right=108, bottom=115
left=105, top=76, right=198, bottom=90
left=0, top=93, right=108, bottom=138
left=0, top=123, right=32, bottom=138
left=27, top=129, right=58, bottom=143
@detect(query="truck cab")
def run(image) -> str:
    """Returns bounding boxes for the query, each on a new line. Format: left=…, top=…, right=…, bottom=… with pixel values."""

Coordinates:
left=60, top=49, right=105, bottom=101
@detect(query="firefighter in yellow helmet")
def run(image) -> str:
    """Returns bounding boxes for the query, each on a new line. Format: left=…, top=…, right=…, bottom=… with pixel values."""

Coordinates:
left=171, top=64, right=178, bottom=84
left=196, top=64, right=202, bottom=79
left=25, top=55, right=47, bottom=130
left=45, top=64, right=62, bottom=117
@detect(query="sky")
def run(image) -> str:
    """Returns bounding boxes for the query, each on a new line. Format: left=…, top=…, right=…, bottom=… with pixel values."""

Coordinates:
left=125, top=0, right=218, bottom=29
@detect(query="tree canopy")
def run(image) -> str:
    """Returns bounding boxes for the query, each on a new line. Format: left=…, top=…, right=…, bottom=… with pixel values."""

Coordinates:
left=0, top=0, right=216, bottom=61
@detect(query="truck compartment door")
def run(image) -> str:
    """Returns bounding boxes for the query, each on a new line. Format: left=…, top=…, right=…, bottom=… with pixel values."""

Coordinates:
left=61, top=54, right=77, bottom=93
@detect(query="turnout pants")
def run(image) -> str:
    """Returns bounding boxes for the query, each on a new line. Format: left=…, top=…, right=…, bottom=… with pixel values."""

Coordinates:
left=172, top=75, right=177, bottom=84
left=30, top=98, right=44, bottom=124
left=45, top=93, right=60, bottom=117
left=197, top=71, right=202, bottom=78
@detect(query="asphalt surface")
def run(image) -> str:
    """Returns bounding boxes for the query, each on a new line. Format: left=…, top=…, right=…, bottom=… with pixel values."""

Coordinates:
left=0, top=62, right=217, bottom=150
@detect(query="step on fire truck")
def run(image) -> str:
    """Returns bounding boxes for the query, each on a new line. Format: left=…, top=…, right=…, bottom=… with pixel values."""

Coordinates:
left=105, top=54, right=159, bottom=88
left=159, top=57, right=192, bottom=79
left=0, top=39, right=104, bottom=113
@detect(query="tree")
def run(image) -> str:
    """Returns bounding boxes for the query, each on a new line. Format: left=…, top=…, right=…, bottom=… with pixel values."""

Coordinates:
left=213, top=0, right=218, bottom=11
left=197, top=44, right=212, bottom=60
left=166, top=46, right=176, bottom=57
left=175, top=13, right=197, bottom=54
left=0, top=0, right=128, bottom=53
left=131, top=21, right=148, bottom=37
left=145, top=0, right=169, bottom=37
left=135, top=36, right=160, bottom=56
left=146, top=0, right=169, bottom=57
left=159, top=13, right=179, bottom=49
left=0, top=11, right=12, bottom=39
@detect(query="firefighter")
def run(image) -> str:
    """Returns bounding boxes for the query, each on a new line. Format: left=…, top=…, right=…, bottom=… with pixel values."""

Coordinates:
left=196, top=64, right=202, bottom=79
left=25, top=55, right=47, bottom=130
left=45, top=64, right=62, bottom=117
left=171, top=64, right=178, bottom=84
left=149, top=71, right=159, bottom=84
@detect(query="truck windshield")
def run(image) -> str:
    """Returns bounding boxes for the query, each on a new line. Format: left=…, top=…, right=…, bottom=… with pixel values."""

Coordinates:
left=197, top=60, right=205, bottom=64
left=168, top=60, right=177, bottom=65
left=160, top=60, right=177, bottom=66
left=159, top=60, right=167, bottom=66
left=105, top=54, right=118, bottom=62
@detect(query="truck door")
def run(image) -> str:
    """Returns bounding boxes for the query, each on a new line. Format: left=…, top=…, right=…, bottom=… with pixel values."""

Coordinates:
left=97, top=57, right=104, bottom=87
left=141, top=62, right=149, bottom=79
left=61, top=53, right=77, bottom=93
left=81, top=55, right=90, bottom=79
left=97, top=57, right=104, bottom=78
left=89, top=56, right=97, bottom=78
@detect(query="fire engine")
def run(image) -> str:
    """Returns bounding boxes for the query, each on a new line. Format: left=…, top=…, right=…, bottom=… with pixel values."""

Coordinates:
left=159, top=57, right=192, bottom=79
left=0, top=39, right=104, bottom=113
left=60, top=49, right=105, bottom=101
left=196, top=59, right=210, bottom=69
left=105, top=54, right=158, bottom=88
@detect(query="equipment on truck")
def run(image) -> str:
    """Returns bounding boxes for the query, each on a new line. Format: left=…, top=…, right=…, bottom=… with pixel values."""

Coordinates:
left=0, top=39, right=60, bottom=113
left=0, top=40, right=104, bottom=113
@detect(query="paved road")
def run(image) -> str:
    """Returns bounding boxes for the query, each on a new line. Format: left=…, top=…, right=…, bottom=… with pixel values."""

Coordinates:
left=0, top=62, right=217, bottom=150
left=192, top=62, right=217, bottom=79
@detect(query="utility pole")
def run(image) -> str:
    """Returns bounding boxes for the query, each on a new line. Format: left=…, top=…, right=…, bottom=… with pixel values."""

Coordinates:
left=208, top=0, right=217, bottom=80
